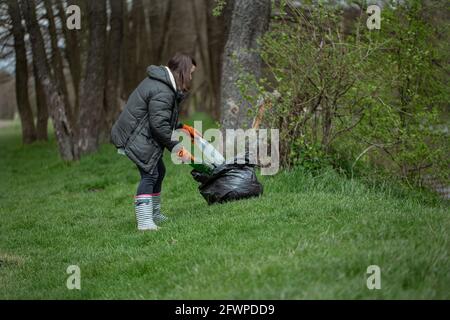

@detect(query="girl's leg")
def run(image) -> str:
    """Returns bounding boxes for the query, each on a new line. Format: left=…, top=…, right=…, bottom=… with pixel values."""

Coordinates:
left=153, top=158, right=166, bottom=193
left=136, top=165, right=160, bottom=195
left=152, top=158, right=168, bottom=223
left=134, top=165, right=160, bottom=231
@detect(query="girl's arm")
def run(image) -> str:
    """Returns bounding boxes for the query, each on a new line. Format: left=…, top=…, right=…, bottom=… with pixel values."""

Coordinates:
left=148, top=91, right=179, bottom=151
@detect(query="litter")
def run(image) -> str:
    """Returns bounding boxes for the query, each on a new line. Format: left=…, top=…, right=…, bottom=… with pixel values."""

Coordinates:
left=191, top=154, right=263, bottom=205
left=180, top=127, right=263, bottom=205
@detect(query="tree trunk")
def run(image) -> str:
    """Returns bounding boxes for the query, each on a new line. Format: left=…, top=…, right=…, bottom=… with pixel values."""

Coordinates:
left=147, top=0, right=172, bottom=64
left=43, top=0, right=73, bottom=125
left=57, top=0, right=82, bottom=124
left=78, top=0, right=107, bottom=154
left=219, top=0, right=271, bottom=129
left=125, top=0, right=150, bottom=91
left=205, top=0, right=233, bottom=120
left=165, top=0, right=196, bottom=58
left=136, top=0, right=149, bottom=81
left=102, top=0, right=124, bottom=141
left=7, top=0, right=36, bottom=144
left=120, top=3, right=129, bottom=99
left=122, top=0, right=138, bottom=98
left=32, top=61, right=48, bottom=141
left=20, top=0, right=78, bottom=160
left=156, top=0, right=173, bottom=63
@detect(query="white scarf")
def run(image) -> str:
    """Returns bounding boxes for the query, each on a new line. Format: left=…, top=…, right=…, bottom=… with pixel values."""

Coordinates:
left=165, top=66, right=177, bottom=91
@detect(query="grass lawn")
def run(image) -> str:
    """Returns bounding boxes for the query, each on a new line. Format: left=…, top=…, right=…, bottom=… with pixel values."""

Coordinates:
left=0, top=120, right=449, bottom=299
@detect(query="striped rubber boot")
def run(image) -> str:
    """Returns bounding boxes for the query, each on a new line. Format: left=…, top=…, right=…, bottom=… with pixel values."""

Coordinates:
left=134, top=195, right=158, bottom=231
left=152, top=193, right=168, bottom=224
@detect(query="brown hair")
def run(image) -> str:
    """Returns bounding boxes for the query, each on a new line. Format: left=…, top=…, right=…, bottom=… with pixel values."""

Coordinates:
left=168, top=53, right=197, bottom=92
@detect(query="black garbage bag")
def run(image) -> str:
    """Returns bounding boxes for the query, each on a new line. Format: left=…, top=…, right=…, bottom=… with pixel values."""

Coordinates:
left=191, top=156, right=263, bottom=205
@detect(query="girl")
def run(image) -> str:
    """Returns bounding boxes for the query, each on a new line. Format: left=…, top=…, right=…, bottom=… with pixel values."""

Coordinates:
left=111, top=53, right=196, bottom=231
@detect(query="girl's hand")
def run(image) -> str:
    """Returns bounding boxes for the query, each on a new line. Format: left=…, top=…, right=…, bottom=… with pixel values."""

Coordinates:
left=172, top=144, right=194, bottom=163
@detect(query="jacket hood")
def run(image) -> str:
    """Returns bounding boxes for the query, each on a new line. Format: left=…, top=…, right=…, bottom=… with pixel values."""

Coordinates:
left=146, top=65, right=187, bottom=102
left=147, top=65, right=176, bottom=93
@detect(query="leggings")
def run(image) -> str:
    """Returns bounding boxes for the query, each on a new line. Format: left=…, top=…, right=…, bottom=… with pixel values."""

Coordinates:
left=136, top=158, right=166, bottom=195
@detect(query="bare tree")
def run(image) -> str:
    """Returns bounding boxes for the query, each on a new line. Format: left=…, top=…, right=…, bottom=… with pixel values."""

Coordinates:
left=56, top=0, right=83, bottom=123
left=78, top=0, right=107, bottom=154
left=205, top=0, right=234, bottom=119
left=32, top=61, right=48, bottom=140
left=103, top=0, right=124, bottom=139
left=120, top=1, right=130, bottom=99
left=146, top=0, right=172, bottom=64
left=136, top=0, right=149, bottom=82
left=20, top=0, right=79, bottom=160
left=121, top=0, right=138, bottom=98
left=43, top=0, right=72, bottom=124
left=165, top=0, right=196, bottom=58
left=220, top=0, right=271, bottom=129
left=7, top=0, right=36, bottom=144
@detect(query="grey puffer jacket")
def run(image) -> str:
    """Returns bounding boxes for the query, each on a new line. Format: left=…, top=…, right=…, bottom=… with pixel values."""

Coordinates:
left=111, top=65, right=185, bottom=173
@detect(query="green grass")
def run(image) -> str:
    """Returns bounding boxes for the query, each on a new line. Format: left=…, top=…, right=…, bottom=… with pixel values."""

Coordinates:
left=0, top=120, right=449, bottom=299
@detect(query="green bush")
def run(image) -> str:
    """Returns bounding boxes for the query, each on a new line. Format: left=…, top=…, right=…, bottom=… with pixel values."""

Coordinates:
left=236, top=0, right=449, bottom=187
